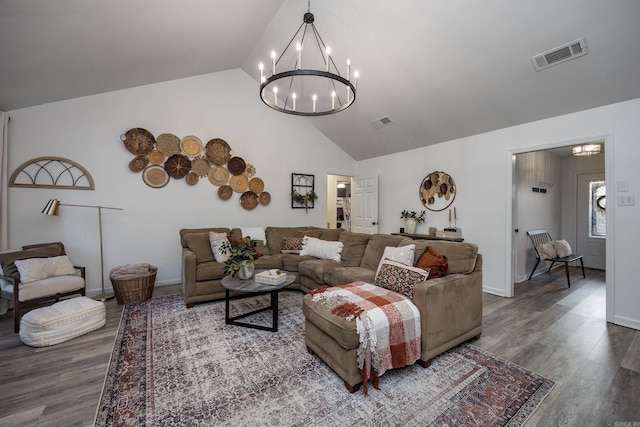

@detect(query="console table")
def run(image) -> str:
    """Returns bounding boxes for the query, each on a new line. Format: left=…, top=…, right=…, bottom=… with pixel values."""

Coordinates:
left=392, top=232, right=464, bottom=242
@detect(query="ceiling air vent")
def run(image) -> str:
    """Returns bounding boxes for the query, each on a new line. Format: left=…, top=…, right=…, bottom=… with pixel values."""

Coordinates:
left=371, top=117, right=392, bottom=129
left=531, top=37, right=588, bottom=71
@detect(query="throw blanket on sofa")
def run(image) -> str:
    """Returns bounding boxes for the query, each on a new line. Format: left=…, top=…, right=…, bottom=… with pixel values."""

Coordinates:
left=310, top=282, right=421, bottom=395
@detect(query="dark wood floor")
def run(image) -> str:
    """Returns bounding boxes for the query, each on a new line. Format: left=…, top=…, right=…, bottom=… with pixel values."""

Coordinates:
left=0, top=268, right=638, bottom=426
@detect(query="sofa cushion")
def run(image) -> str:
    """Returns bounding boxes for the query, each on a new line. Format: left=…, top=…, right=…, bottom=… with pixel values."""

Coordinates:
left=281, top=254, right=315, bottom=272
left=254, top=255, right=284, bottom=271
left=374, top=259, right=429, bottom=298
left=319, top=228, right=344, bottom=241
left=338, top=231, right=371, bottom=267
left=265, top=227, right=322, bottom=254
left=14, top=255, right=76, bottom=284
left=324, top=266, right=376, bottom=287
left=184, top=233, right=216, bottom=263
left=424, top=241, right=478, bottom=274
left=300, top=236, right=343, bottom=261
left=195, top=261, right=226, bottom=281
left=303, top=294, right=360, bottom=350
left=0, top=244, right=64, bottom=280
left=298, top=259, right=338, bottom=284
left=416, top=246, right=449, bottom=279
left=209, top=232, right=231, bottom=263
left=375, top=244, right=415, bottom=277
left=360, top=234, right=407, bottom=271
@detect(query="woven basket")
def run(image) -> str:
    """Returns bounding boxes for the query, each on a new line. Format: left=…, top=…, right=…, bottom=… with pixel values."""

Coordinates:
left=110, top=266, right=158, bottom=305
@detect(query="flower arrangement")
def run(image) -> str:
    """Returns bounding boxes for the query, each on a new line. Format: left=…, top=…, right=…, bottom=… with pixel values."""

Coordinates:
left=401, top=210, right=426, bottom=223
left=220, top=236, right=259, bottom=277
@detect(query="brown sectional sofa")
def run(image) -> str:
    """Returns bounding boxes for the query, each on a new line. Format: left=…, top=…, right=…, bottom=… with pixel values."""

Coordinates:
left=180, top=226, right=483, bottom=388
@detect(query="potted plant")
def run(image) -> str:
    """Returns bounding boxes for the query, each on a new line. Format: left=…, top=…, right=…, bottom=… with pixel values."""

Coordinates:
left=220, top=237, right=259, bottom=279
left=401, top=210, right=426, bottom=234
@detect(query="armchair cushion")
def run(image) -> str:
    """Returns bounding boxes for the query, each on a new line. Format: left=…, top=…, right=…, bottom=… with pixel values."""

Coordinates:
left=14, top=255, right=76, bottom=284
left=0, top=244, right=63, bottom=280
left=18, top=275, right=85, bottom=302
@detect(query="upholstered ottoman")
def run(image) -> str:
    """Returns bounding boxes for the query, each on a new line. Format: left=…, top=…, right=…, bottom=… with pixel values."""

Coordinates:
left=19, top=297, right=106, bottom=347
left=302, top=293, right=363, bottom=392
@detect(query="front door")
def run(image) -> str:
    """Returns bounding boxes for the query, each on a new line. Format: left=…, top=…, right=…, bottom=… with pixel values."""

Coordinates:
left=576, top=173, right=606, bottom=269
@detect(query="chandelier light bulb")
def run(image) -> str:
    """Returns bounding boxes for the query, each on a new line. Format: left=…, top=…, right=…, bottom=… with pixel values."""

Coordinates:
left=292, top=92, right=297, bottom=111
left=325, top=46, right=331, bottom=71
left=331, top=91, right=336, bottom=109
left=259, top=62, right=264, bottom=81
left=273, top=87, right=278, bottom=107
left=296, top=42, right=302, bottom=69
left=271, top=50, right=276, bottom=74
left=312, top=94, right=317, bottom=113
left=347, top=58, right=351, bottom=80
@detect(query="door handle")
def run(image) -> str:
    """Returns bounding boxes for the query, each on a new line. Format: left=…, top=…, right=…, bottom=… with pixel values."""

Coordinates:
left=372, top=222, right=378, bottom=225
left=514, top=228, right=519, bottom=232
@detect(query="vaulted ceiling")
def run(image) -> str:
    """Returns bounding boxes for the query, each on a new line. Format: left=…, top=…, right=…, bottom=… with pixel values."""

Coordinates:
left=2, top=0, right=639, bottom=160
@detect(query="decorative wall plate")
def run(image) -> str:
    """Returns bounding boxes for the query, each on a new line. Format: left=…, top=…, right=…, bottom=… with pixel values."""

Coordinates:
left=142, top=165, right=170, bottom=188
left=191, top=157, right=211, bottom=177
left=228, top=156, right=246, bottom=175
left=148, top=149, right=165, bottom=165
left=208, top=166, right=229, bottom=186
left=156, top=133, right=181, bottom=156
left=218, top=185, right=233, bottom=200
left=240, top=191, right=259, bottom=210
left=185, top=172, right=199, bottom=185
left=229, top=174, right=249, bottom=193
left=164, top=154, right=191, bottom=179
left=248, top=177, right=264, bottom=193
left=121, top=128, right=155, bottom=155
left=180, top=135, right=203, bottom=157
left=129, top=156, right=149, bottom=173
left=205, top=138, right=232, bottom=165
left=243, top=163, right=256, bottom=179
left=259, top=191, right=271, bottom=205
left=419, top=171, right=456, bottom=211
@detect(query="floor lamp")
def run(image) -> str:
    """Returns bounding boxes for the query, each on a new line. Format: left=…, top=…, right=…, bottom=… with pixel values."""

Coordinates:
left=42, top=199, right=123, bottom=302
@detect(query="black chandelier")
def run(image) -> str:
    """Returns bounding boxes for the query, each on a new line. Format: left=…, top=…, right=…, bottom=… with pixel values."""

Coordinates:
left=259, top=2, right=358, bottom=116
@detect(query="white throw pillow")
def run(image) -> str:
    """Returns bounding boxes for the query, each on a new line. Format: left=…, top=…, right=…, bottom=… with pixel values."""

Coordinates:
left=538, top=242, right=557, bottom=260
left=209, top=232, right=231, bottom=263
left=240, top=227, right=266, bottom=244
left=552, top=239, right=572, bottom=258
left=14, top=255, right=77, bottom=284
left=375, top=244, right=416, bottom=278
left=300, top=236, right=344, bottom=261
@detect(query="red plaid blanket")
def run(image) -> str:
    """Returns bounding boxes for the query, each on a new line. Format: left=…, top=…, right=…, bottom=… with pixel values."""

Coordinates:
left=310, top=282, right=421, bottom=394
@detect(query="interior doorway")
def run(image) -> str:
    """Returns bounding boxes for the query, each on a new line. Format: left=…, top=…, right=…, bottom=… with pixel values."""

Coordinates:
left=326, top=174, right=352, bottom=230
left=510, top=137, right=609, bottom=303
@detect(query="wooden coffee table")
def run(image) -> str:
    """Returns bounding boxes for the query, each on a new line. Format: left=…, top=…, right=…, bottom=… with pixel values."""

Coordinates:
left=221, top=271, right=295, bottom=332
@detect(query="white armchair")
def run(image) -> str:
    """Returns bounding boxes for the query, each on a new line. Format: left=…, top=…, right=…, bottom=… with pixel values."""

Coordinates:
left=0, top=242, right=86, bottom=332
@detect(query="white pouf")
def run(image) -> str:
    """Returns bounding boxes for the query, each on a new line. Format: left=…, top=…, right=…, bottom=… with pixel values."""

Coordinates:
left=19, top=296, right=106, bottom=347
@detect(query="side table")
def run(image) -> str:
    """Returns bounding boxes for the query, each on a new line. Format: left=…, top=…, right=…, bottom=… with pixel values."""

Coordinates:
left=221, top=271, right=295, bottom=332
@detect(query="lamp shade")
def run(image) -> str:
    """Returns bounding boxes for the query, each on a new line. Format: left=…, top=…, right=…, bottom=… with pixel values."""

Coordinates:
left=42, top=199, right=60, bottom=216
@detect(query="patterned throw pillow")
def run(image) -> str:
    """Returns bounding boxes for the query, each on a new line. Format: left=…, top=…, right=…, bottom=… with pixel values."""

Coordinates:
left=415, top=246, right=449, bottom=279
left=281, top=237, right=304, bottom=254
left=374, top=259, right=430, bottom=298
left=209, top=232, right=231, bottom=263
left=375, top=244, right=416, bottom=277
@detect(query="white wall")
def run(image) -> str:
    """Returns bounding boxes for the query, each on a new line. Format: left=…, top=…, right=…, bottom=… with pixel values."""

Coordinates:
left=7, top=69, right=355, bottom=292
left=356, top=98, right=640, bottom=329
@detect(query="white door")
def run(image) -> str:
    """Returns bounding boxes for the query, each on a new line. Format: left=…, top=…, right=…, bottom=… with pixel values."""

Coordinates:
left=576, top=173, right=606, bottom=269
left=351, top=175, right=378, bottom=234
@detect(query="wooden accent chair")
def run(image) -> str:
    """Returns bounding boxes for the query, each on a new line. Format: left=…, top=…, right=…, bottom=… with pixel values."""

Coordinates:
left=0, top=242, right=86, bottom=332
left=527, top=230, right=585, bottom=287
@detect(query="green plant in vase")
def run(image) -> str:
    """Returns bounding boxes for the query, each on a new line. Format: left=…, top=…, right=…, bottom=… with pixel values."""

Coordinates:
left=220, top=237, right=259, bottom=278
left=400, top=210, right=426, bottom=234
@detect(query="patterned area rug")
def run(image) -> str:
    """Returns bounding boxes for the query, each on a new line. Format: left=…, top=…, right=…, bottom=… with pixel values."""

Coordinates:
left=95, top=292, right=554, bottom=426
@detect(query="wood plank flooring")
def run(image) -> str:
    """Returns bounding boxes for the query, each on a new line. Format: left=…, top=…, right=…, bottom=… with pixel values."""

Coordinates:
left=1, top=268, right=638, bottom=426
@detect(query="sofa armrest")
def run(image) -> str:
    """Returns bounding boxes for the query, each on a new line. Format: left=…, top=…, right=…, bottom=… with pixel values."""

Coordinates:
left=411, top=271, right=483, bottom=357
left=73, top=265, right=86, bottom=279
left=182, top=248, right=197, bottom=299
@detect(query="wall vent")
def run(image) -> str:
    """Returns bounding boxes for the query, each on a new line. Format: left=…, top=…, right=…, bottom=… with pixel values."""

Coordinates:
left=531, top=37, right=588, bottom=71
left=371, top=117, right=392, bottom=129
